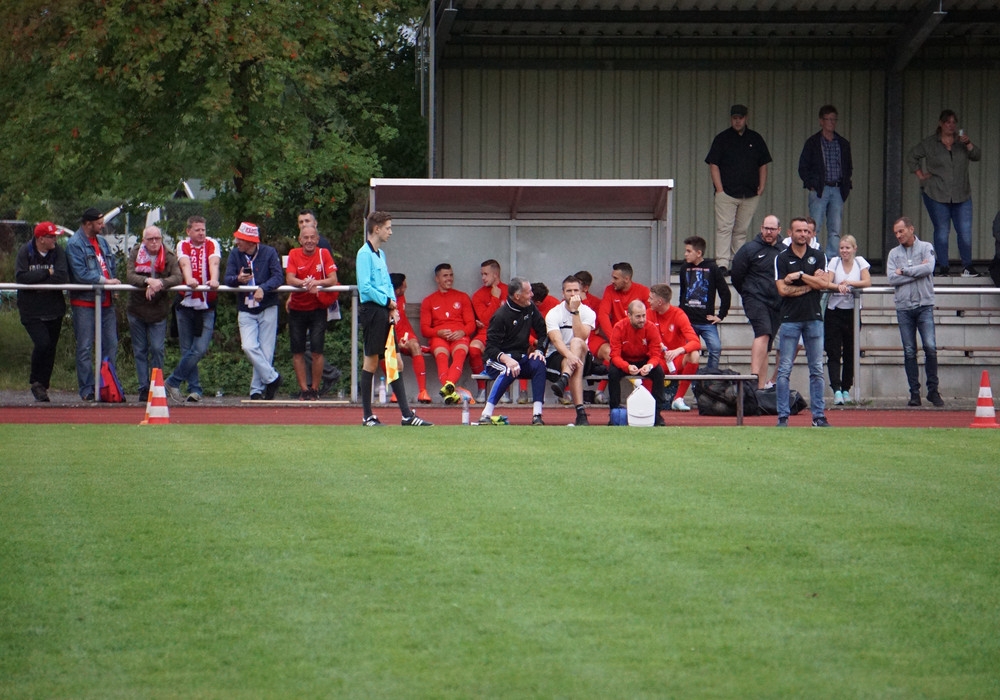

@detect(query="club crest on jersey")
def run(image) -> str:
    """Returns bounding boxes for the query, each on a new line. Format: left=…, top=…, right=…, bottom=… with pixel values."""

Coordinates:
left=452, top=302, right=461, bottom=310
left=806, top=256, right=817, bottom=266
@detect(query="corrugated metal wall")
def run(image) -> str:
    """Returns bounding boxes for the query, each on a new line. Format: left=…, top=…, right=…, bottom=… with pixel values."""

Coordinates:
left=439, top=50, right=1000, bottom=265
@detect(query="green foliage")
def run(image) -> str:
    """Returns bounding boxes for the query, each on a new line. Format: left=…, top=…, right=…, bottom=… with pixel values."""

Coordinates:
left=0, top=0, right=426, bottom=236
left=1, top=427, right=999, bottom=696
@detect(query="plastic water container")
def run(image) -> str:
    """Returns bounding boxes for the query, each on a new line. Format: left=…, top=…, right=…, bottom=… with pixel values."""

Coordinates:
left=626, top=378, right=656, bottom=427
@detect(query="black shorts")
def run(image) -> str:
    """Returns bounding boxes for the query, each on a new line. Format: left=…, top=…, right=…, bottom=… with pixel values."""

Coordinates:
left=288, top=308, right=328, bottom=354
left=545, top=350, right=594, bottom=381
left=359, top=302, right=391, bottom=358
left=743, top=296, right=781, bottom=345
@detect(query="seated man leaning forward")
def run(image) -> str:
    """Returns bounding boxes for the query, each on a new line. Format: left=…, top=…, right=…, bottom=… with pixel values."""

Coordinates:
left=608, top=300, right=668, bottom=426
left=647, top=283, right=701, bottom=412
left=545, top=275, right=595, bottom=426
left=477, top=277, right=549, bottom=426
left=420, top=262, right=476, bottom=404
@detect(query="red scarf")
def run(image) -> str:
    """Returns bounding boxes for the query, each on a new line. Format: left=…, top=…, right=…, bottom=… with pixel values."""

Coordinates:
left=135, top=245, right=166, bottom=275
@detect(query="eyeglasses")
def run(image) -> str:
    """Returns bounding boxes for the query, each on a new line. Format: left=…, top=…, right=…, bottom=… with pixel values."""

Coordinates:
left=144, top=237, right=162, bottom=242
left=762, top=226, right=780, bottom=232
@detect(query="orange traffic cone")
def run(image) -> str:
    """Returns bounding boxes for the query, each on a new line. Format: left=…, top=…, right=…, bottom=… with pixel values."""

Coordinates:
left=140, top=368, right=170, bottom=425
left=969, top=370, right=999, bottom=429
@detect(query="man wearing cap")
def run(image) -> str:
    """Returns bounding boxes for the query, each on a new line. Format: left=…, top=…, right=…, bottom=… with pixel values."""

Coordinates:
left=126, top=225, right=182, bottom=403
left=165, top=215, right=221, bottom=403
left=705, top=104, right=773, bottom=274
left=224, top=222, right=285, bottom=400
left=66, top=207, right=121, bottom=401
left=15, top=222, right=70, bottom=402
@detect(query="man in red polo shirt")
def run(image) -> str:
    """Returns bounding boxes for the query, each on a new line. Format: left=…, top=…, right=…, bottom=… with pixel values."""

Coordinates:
left=593, top=262, right=650, bottom=403
left=470, top=259, right=508, bottom=402
left=608, top=300, right=668, bottom=426
left=647, top=283, right=701, bottom=412
left=420, top=262, right=476, bottom=403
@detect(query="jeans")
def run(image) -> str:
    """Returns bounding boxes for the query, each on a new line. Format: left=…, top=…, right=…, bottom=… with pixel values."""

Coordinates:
left=921, top=192, right=973, bottom=269
left=808, top=186, right=845, bottom=260
left=776, top=319, right=825, bottom=419
left=896, top=305, right=939, bottom=396
left=692, top=323, right=722, bottom=371
left=167, top=306, right=215, bottom=395
left=22, top=317, right=63, bottom=388
left=128, top=313, right=167, bottom=390
left=72, top=304, right=119, bottom=399
left=238, top=305, right=280, bottom=395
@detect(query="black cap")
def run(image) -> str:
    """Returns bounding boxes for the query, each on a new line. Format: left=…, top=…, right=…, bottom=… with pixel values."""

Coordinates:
left=81, top=207, right=103, bottom=222
left=730, top=104, right=748, bottom=116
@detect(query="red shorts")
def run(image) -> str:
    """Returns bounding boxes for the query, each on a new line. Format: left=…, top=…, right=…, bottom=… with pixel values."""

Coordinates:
left=430, top=336, right=470, bottom=354
left=587, top=333, right=608, bottom=358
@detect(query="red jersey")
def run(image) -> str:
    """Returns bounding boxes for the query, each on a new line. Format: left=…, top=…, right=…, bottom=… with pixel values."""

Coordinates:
left=395, top=293, right=418, bottom=344
left=609, top=317, right=663, bottom=371
left=472, top=283, right=508, bottom=327
left=649, top=305, right=700, bottom=354
left=529, top=294, right=560, bottom=345
left=582, top=292, right=602, bottom=314
left=420, top=288, right=476, bottom=339
left=597, top=282, right=650, bottom=340
left=286, top=247, right=338, bottom=312
left=176, top=236, right=221, bottom=308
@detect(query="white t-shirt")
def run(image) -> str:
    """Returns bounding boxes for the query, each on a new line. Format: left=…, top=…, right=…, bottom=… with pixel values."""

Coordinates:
left=545, top=302, right=596, bottom=357
left=826, top=255, right=870, bottom=310
left=782, top=235, right=821, bottom=250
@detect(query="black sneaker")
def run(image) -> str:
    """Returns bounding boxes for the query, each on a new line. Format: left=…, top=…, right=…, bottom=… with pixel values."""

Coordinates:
left=83, top=393, right=95, bottom=402
left=31, top=382, right=50, bottom=402
left=776, top=417, right=788, bottom=427
left=264, top=374, right=283, bottom=400
left=250, top=392, right=265, bottom=401
left=575, top=411, right=590, bottom=426
left=551, top=375, right=569, bottom=399
left=401, top=414, right=433, bottom=426
left=138, top=387, right=149, bottom=403
left=531, top=414, right=545, bottom=426
left=907, top=394, right=921, bottom=407
left=934, top=265, right=949, bottom=277
left=363, top=415, right=384, bottom=427
left=927, top=392, right=945, bottom=407
left=811, top=416, right=832, bottom=427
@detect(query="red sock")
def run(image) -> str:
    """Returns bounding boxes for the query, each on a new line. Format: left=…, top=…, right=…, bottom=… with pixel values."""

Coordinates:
left=470, top=346, right=485, bottom=389
left=411, top=354, right=427, bottom=392
left=677, top=362, right=698, bottom=398
left=434, top=352, right=450, bottom=384
left=598, top=379, right=607, bottom=393
left=449, top=347, right=468, bottom=384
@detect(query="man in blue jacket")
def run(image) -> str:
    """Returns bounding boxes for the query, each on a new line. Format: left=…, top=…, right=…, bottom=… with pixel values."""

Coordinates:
left=798, top=104, right=853, bottom=260
left=224, top=222, right=284, bottom=400
left=66, top=207, right=121, bottom=401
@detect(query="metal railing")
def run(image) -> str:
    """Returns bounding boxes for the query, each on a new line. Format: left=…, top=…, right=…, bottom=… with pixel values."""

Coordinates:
left=0, top=283, right=360, bottom=402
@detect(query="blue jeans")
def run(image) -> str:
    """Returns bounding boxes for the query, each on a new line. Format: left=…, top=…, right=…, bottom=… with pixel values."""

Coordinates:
left=167, top=306, right=215, bottom=395
left=238, top=306, right=280, bottom=395
left=921, top=192, right=973, bottom=269
left=808, top=187, right=845, bottom=260
left=72, top=304, right=119, bottom=399
left=692, top=323, right=722, bottom=371
left=776, top=319, right=826, bottom=419
left=127, top=312, right=167, bottom=390
left=896, top=305, right=939, bottom=396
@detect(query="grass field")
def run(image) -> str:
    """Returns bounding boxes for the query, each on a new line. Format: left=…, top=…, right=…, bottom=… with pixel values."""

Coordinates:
left=2, top=426, right=998, bottom=698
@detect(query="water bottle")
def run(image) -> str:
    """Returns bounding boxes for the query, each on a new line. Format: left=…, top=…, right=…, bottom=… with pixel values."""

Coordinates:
left=378, top=376, right=387, bottom=405
left=461, top=396, right=470, bottom=425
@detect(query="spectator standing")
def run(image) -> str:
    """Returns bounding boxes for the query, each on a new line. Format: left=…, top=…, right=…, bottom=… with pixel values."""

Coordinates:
left=15, top=222, right=69, bottom=402
left=647, top=284, right=701, bottom=412
left=798, top=105, right=853, bottom=260
left=285, top=224, right=339, bottom=400
left=705, top=104, right=773, bottom=273
left=470, top=259, right=508, bottom=402
left=224, top=222, right=284, bottom=400
left=356, top=211, right=432, bottom=426
left=907, top=109, right=981, bottom=277
left=774, top=217, right=831, bottom=427
left=607, top=300, right=668, bottom=426
left=66, top=207, right=120, bottom=401
left=730, top=214, right=786, bottom=389
left=165, top=216, right=220, bottom=403
left=677, top=235, right=731, bottom=371
left=126, top=225, right=182, bottom=402
left=824, top=234, right=871, bottom=405
left=886, top=216, right=944, bottom=407
left=420, top=263, right=476, bottom=403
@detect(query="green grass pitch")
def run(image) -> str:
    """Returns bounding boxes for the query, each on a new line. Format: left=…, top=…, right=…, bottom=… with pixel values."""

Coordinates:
left=2, top=425, right=998, bottom=697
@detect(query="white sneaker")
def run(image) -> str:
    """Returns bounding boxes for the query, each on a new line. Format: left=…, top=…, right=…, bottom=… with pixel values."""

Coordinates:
left=594, top=391, right=608, bottom=405
left=499, top=392, right=512, bottom=404
left=763, top=381, right=775, bottom=390
left=671, top=397, right=691, bottom=412
left=475, top=388, right=486, bottom=403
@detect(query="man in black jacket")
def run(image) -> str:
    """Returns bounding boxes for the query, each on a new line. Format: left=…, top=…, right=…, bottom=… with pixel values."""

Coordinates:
left=731, top=215, right=786, bottom=389
left=15, top=222, right=70, bottom=402
left=478, top=277, right=549, bottom=426
left=798, top=104, right=853, bottom=260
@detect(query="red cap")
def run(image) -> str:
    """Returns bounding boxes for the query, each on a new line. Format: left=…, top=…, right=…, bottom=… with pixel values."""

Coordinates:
left=34, top=221, right=61, bottom=237
left=233, top=221, right=260, bottom=243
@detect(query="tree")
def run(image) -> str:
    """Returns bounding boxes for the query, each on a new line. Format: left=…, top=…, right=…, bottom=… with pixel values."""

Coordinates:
left=0, top=0, right=426, bottom=237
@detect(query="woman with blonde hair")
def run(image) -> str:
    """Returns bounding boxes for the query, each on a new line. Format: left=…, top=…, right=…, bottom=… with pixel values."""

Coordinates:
left=825, top=234, right=871, bottom=404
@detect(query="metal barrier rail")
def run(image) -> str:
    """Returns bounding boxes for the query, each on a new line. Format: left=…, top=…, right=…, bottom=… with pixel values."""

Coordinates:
left=0, top=283, right=360, bottom=402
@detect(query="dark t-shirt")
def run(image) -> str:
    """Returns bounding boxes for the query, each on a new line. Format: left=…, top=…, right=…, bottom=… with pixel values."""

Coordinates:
left=775, top=246, right=827, bottom=323
left=705, top=127, right=773, bottom=198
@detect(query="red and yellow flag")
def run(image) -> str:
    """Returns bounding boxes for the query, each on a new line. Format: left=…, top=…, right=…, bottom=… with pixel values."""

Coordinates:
left=384, top=326, right=400, bottom=383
